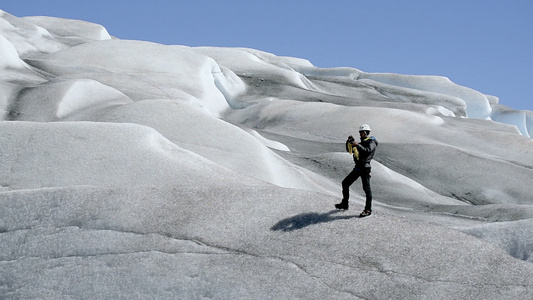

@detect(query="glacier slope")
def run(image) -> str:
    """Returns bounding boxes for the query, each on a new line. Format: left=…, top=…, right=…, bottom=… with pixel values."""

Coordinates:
left=2, top=185, right=533, bottom=299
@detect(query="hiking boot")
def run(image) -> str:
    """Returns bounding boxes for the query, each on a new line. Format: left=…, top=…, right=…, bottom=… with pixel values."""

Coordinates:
left=335, top=203, right=349, bottom=210
left=359, top=210, right=372, bottom=217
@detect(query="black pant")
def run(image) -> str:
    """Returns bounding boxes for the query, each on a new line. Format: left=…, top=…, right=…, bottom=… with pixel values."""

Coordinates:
left=342, top=167, right=372, bottom=211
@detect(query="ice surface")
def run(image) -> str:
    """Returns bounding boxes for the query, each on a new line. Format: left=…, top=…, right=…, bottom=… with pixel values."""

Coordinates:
left=0, top=33, right=26, bottom=68
left=26, top=40, right=242, bottom=117
left=491, top=104, right=532, bottom=138
left=23, top=15, right=111, bottom=41
left=244, top=128, right=291, bottom=151
left=0, top=9, right=63, bottom=56
left=358, top=73, right=493, bottom=119
left=1, top=11, right=533, bottom=299
left=0, top=121, right=260, bottom=190
left=462, top=219, right=533, bottom=262
left=13, top=78, right=132, bottom=121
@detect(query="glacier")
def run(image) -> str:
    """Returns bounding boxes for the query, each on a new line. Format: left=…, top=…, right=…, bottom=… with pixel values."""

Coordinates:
left=1, top=9, right=533, bottom=299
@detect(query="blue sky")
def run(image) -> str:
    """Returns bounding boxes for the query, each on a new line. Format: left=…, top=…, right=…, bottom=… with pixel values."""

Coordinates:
left=2, top=0, right=532, bottom=111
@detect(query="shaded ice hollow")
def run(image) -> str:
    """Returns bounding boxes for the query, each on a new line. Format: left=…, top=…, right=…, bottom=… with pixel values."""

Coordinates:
left=1, top=9, right=533, bottom=299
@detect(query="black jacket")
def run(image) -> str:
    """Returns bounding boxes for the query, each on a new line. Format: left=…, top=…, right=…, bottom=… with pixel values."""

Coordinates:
left=346, top=136, right=378, bottom=169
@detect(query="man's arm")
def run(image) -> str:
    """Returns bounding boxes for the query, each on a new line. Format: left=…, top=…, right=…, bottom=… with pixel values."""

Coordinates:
left=356, top=139, right=376, bottom=154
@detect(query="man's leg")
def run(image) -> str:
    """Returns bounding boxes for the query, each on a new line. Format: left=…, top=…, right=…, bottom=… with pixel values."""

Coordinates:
left=361, top=170, right=372, bottom=211
left=341, top=168, right=360, bottom=206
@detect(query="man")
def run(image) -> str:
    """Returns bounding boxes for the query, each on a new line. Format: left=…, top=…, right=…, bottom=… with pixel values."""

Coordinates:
left=335, top=124, right=378, bottom=217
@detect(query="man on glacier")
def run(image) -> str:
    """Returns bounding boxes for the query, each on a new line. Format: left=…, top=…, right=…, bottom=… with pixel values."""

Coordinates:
left=335, top=124, right=378, bottom=217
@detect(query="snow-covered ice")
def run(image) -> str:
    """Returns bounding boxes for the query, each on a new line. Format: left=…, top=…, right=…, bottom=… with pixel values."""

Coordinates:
left=1, top=9, right=533, bottom=299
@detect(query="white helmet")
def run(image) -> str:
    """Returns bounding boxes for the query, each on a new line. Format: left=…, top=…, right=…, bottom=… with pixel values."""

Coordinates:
left=359, top=124, right=371, bottom=132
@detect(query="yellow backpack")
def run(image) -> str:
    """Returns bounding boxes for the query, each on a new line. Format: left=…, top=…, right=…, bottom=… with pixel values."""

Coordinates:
left=348, top=142, right=359, bottom=161
left=348, top=137, right=371, bottom=161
